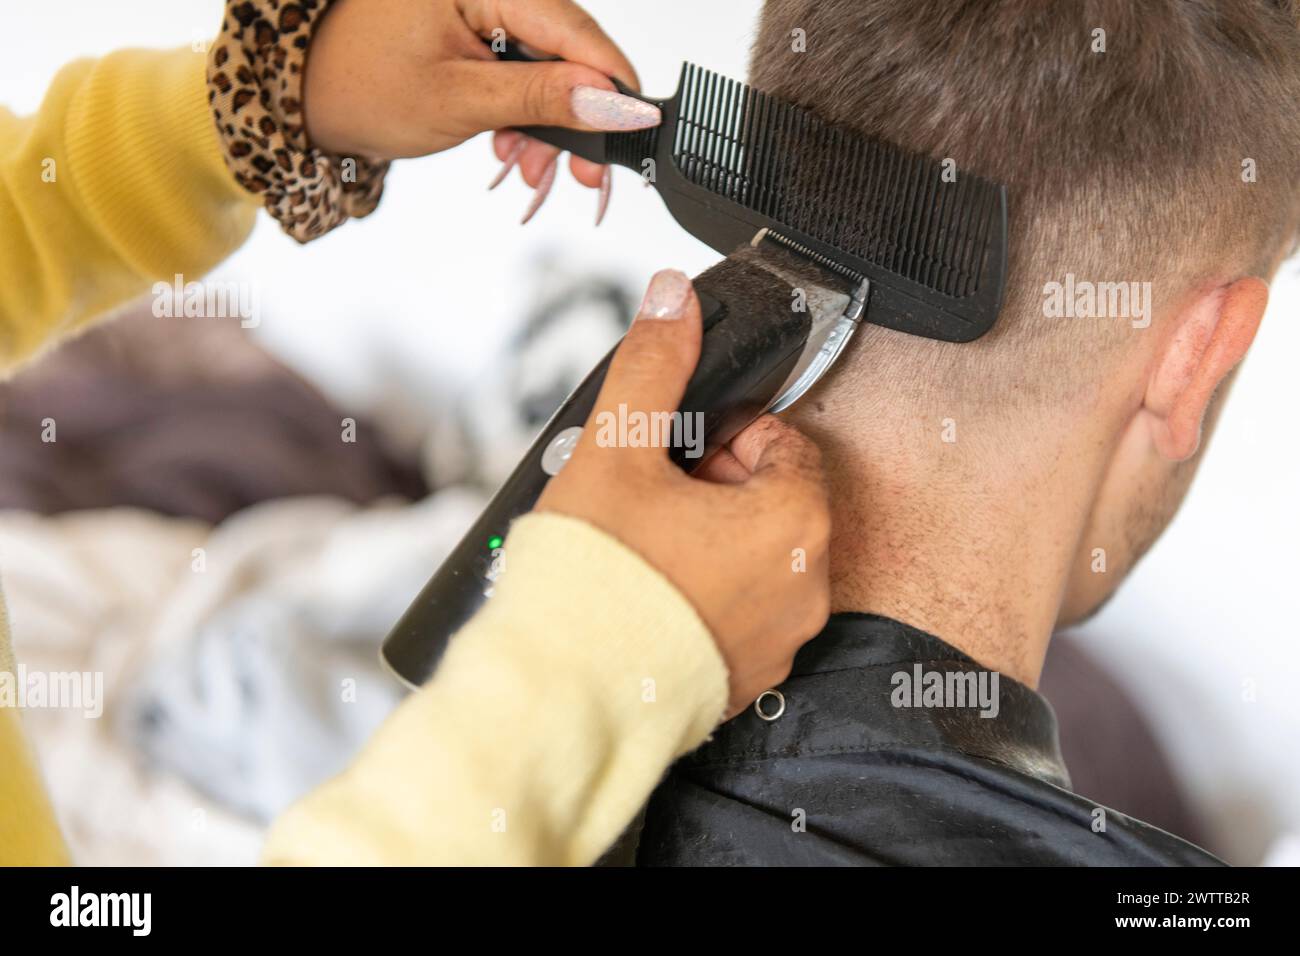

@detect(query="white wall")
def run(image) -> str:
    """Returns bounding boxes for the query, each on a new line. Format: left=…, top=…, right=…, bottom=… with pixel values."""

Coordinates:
left=6, top=1, right=1297, bottom=864
left=1074, top=260, right=1300, bottom=863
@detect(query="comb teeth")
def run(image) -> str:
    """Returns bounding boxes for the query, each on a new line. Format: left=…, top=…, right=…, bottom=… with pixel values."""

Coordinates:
left=670, top=64, right=1000, bottom=299
left=607, top=125, right=659, bottom=170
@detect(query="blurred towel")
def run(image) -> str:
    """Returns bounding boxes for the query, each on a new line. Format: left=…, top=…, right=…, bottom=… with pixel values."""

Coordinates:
left=117, top=490, right=485, bottom=822
left=1, top=490, right=484, bottom=862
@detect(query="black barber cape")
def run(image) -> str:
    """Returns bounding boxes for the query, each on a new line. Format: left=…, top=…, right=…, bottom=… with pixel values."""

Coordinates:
left=635, top=614, right=1224, bottom=866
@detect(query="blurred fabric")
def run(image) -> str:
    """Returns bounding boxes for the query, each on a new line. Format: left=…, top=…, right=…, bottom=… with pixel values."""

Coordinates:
left=0, top=309, right=426, bottom=522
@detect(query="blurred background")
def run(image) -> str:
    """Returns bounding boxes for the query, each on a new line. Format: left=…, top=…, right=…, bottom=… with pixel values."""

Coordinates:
left=2, top=1, right=1296, bottom=865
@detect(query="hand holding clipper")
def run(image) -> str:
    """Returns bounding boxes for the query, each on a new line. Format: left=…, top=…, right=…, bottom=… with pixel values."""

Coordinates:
left=536, top=270, right=833, bottom=718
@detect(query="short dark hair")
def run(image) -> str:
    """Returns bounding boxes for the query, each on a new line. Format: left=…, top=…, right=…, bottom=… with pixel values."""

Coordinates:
left=747, top=0, right=1300, bottom=399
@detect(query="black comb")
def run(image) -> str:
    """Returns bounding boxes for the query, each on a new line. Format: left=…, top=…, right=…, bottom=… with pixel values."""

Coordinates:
left=502, top=47, right=1008, bottom=342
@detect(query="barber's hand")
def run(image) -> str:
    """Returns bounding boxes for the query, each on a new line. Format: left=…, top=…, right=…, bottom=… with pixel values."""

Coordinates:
left=304, top=0, right=658, bottom=223
left=537, top=270, right=833, bottom=718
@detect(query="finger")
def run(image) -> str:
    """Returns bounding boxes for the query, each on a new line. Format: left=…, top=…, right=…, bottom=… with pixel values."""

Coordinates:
left=447, top=60, right=660, bottom=134
left=493, top=130, right=524, bottom=160
left=489, top=132, right=527, bottom=189
left=568, top=156, right=612, bottom=227
left=521, top=155, right=559, bottom=224
left=571, top=158, right=612, bottom=226
left=570, top=155, right=606, bottom=189
left=728, top=416, right=827, bottom=491
left=519, top=140, right=562, bottom=187
left=490, top=133, right=557, bottom=186
left=460, top=0, right=640, bottom=90
left=694, top=447, right=752, bottom=485
left=595, top=166, right=611, bottom=225
left=490, top=134, right=563, bottom=199
left=493, top=140, right=608, bottom=221
left=581, top=270, right=702, bottom=464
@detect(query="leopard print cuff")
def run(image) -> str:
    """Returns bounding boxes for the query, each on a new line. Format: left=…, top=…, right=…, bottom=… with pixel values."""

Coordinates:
left=207, top=0, right=389, bottom=243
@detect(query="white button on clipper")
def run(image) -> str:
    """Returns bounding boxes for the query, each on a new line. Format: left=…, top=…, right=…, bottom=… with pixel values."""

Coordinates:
left=541, top=426, right=584, bottom=476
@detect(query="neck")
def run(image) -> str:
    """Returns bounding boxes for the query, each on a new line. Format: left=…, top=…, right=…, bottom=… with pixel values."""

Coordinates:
left=791, top=407, right=1104, bottom=688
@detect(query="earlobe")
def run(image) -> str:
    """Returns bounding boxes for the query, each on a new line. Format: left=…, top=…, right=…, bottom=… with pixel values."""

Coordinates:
left=1144, top=276, right=1268, bottom=462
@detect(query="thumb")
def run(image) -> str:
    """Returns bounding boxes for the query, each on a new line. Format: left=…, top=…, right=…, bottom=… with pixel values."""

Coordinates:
left=729, top=416, right=828, bottom=500
left=585, top=270, right=702, bottom=462
left=451, top=61, right=661, bottom=134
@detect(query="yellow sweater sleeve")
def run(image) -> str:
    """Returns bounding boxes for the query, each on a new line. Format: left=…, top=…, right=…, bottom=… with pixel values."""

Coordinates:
left=0, top=46, right=257, bottom=375
left=0, top=45, right=258, bottom=867
left=0, top=585, right=71, bottom=866
left=262, top=512, right=730, bottom=866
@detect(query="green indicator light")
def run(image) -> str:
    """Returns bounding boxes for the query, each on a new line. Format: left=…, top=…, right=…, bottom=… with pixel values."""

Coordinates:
left=488, top=536, right=504, bottom=550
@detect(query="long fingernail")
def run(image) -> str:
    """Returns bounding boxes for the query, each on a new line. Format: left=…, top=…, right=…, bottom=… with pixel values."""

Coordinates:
left=489, top=137, right=527, bottom=190
left=521, top=158, right=558, bottom=224
left=595, top=167, right=612, bottom=227
left=572, top=86, right=661, bottom=131
left=637, top=270, right=691, bottom=321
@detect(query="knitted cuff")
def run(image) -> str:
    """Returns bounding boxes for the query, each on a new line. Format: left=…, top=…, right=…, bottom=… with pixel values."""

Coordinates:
left=206, top=0, right=389, bottom=243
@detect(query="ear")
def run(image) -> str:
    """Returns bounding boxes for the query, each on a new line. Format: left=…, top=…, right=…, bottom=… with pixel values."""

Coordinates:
left=1141, top=277, right=1269, bottom=461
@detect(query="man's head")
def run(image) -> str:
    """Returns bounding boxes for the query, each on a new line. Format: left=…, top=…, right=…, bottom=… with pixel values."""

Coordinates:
left=745, top=0, right=1300, bottom=663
